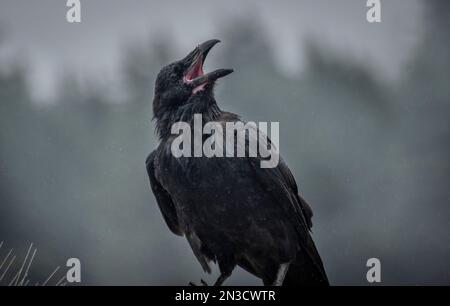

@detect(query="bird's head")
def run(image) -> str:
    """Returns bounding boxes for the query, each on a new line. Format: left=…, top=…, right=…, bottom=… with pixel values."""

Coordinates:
left=152, top=39, right=233, bottom=121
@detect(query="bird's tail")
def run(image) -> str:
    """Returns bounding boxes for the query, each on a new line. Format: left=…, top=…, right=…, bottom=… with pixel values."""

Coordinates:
left=283, top=238, right=329, bottom=286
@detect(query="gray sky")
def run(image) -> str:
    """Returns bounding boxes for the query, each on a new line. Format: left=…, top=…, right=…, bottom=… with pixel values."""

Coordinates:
left=0, top=0, right=423, bottom=100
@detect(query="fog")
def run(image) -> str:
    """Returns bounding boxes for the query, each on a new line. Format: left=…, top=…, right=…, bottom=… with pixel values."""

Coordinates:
left=0, top=0, right=449, bottom=285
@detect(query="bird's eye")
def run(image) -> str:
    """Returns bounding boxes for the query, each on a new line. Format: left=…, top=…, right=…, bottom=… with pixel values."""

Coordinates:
left=172, top=65, right=182, bottom=77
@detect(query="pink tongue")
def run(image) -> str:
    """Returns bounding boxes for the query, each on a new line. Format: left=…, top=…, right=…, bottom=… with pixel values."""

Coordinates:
left=187, top=59, right=204, bottom=80
left=184, top=58, right=207, bottom=94
left=193, top=83, right=206, bottom=94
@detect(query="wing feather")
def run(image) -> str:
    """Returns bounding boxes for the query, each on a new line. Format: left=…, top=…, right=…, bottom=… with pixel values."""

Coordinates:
left=146, top=151, right=183, bottom=236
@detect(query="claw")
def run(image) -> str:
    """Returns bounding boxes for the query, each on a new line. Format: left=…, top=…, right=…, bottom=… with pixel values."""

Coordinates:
left=188, top=279, right=209, bottom=286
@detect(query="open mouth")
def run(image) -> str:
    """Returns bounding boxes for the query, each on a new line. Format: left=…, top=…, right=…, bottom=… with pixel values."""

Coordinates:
left=184, top=55, right=206, bottom=93
left=183, top=39, right=233, bottom=94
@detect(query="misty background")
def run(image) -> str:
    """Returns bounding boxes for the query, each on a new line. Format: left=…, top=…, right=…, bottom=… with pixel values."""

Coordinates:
left=0, top=0, right=449, bottom=285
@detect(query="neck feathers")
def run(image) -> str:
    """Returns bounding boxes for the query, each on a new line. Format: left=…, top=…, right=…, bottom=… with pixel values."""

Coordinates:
left=154, top=96, right=221, bottom=140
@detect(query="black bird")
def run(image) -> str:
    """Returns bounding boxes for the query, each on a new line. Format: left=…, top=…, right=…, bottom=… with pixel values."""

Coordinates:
left=146, top=39, right=329, bottom=286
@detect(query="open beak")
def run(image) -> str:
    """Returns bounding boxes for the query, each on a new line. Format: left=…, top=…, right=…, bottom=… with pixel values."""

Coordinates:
left=182, top=39, right=233, bottom=93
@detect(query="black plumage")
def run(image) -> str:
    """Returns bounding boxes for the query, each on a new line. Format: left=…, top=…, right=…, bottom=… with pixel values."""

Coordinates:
left=146, top=40, right=329, bottom=286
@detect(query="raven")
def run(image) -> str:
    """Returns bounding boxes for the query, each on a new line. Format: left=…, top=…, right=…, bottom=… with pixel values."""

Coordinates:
left=146, top=39, right=329, bottom=286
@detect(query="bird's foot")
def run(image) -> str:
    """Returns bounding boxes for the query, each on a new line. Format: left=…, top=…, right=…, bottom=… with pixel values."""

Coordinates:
left=188, top=279, right=209, bottom=286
